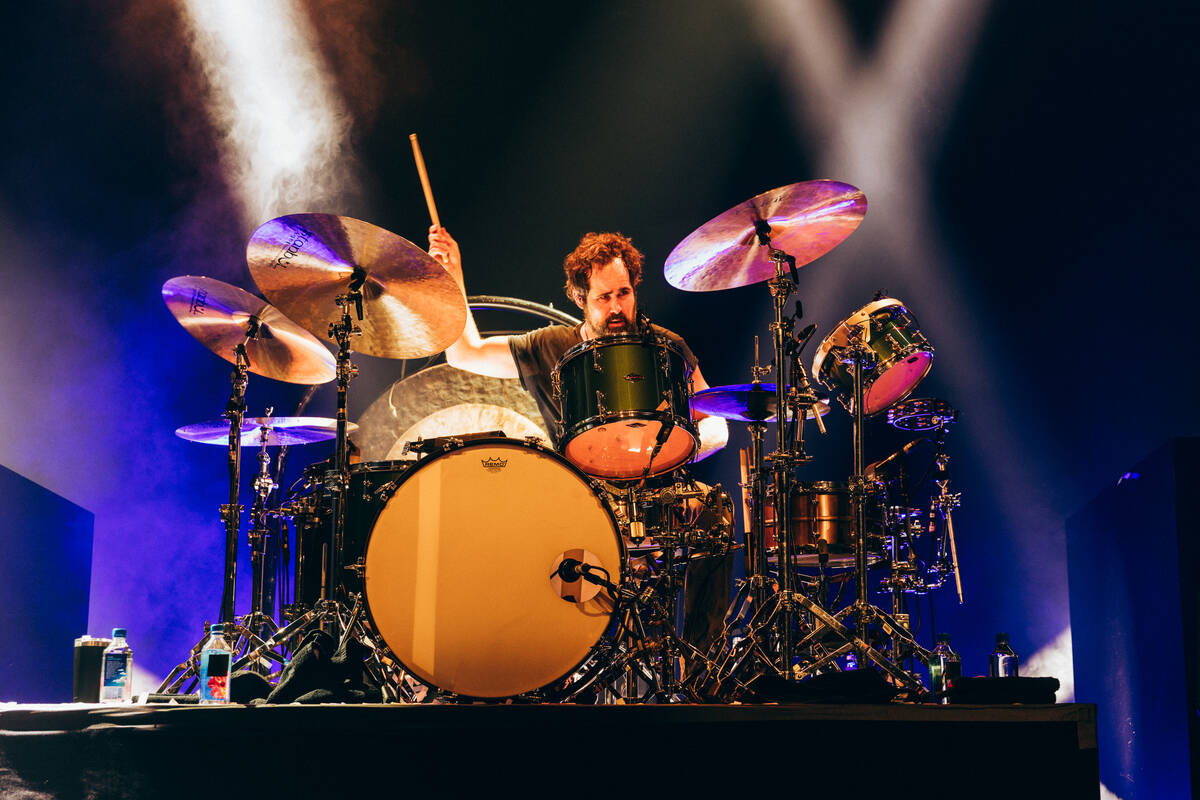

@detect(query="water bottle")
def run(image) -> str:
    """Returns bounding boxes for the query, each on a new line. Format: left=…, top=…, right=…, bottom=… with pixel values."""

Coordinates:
left=928, top=632, right=961, bottom=703
left=198, top=623, right=233, bottom=704
left=99, top=628, right=133, bottom=703
left=989, top=632, right=1019, bottom=677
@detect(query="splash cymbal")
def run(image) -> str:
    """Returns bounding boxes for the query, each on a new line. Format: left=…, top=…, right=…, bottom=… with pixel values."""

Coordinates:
left=246, top=213, right=466, bottom=359
left=692, top=383, right=831, bottom=423
left=162, top=276, right=335, bottom=384
left=664, top=180, right=867, bottom=292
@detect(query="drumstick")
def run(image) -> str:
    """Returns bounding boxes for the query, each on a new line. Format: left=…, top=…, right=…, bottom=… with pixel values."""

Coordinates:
left=409, top=133, right=440, bottom=227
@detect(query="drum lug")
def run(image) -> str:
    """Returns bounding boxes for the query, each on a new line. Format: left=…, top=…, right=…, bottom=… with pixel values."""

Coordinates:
left=345, top=558, right=365, bottom=577
left=551, top=368, right=562, bottom=402
left=595, top=389, right=607, bottom=414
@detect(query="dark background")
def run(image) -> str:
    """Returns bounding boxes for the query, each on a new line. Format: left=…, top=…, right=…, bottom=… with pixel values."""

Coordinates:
left=0, top=0, right=1195, bottom=767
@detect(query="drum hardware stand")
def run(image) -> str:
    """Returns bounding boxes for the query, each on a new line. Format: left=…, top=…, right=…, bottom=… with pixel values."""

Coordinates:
left=557, top=556, right=715, bottom=703
left=926, top=420, right=964, bottom=603
left=787, top=333, right=932, bottom=691
left=240, top=416, right=281, bottom=655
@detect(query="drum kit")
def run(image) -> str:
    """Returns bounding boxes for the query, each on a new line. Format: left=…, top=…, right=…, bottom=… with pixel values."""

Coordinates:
left=155, top=177, right=964, bottom=704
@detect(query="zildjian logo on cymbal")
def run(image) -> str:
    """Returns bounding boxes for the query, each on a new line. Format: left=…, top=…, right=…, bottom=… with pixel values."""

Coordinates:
left=273, top=224, right=313, bottom=269
left=188, top=288, right=208, bottom=316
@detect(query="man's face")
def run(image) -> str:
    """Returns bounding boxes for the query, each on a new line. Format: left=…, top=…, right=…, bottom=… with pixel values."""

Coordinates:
left=575, top=258, right=637, bottom=338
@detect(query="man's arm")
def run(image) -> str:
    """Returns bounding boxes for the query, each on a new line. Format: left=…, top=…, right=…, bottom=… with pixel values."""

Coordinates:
left=429, top=225, right=520, bottom=379
left=690, top=364, right=729, bottom=461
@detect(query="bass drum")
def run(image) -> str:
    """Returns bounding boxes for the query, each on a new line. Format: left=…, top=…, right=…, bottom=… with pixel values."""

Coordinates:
left=361, top=438, right=625, bottom=699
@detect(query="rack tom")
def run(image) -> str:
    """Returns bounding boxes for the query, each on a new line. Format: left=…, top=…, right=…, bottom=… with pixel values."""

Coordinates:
left=812, top=298, right=933, bottom=416
left=554, top=333, right=697, bottom=479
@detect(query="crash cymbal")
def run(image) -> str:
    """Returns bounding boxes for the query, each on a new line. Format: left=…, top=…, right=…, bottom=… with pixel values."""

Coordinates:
left=664, top=180, right=867, bottom=292
left=176, top=417, right=358, bottom=447
left=692, top=383, right=831, bottom=423
left=163, top=276, right=336, bottom=384
left=246, top=213, right=467, bottom=359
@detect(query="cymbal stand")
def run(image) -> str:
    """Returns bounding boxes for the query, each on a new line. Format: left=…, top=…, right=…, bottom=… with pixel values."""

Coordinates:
left=759, top=229, right=805, bottom=676
left=219, top=337, right=253, bottom=624
left=326, top=284, right=362, bottom=614
left=159, top=323, right=265, bottom=693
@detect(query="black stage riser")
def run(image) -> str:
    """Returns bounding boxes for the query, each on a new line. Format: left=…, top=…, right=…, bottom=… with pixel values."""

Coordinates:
left=0, top=704, right=1098, bottom=799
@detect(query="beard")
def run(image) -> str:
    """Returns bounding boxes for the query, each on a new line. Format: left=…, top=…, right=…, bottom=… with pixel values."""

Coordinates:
left=585, top=308, right=635, bottom=338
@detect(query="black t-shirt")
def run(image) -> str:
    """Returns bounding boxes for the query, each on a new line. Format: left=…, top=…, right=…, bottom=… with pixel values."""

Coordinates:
left=508, top=323, right=698, bottom=444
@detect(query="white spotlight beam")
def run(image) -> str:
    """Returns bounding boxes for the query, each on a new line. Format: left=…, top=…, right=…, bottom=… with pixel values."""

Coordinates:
left=181, top=0, right=358, bottom=227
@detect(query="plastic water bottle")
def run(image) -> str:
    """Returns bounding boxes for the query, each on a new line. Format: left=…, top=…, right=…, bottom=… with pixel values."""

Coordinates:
left=928, top=633, right=961, bottom=703
left=989, top=632, right=1019, bottom=677
left=99, top=628, right=133, bottom=703
left=198, top=623, right=233, bottom=704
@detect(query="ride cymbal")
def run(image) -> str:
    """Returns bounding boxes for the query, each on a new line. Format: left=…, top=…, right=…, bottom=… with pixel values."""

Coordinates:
left=664, top=180, right=867, bottom=292
left=162, top=276, right=335, bottom=385
left=176, top=416, right=358, bottom=446
left=246, top=213, right=467, bottom=359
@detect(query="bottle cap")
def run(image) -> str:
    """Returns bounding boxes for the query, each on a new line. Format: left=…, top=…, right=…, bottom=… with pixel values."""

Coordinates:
left=211, top=623, right=225, bottom=635
left=112, top=627, right=127, bottom=638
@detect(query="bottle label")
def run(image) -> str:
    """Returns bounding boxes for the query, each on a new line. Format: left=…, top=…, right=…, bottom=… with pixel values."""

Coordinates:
left=102, top=653, right=128, bottom=688
left=200, top=651, right=232, bottom=702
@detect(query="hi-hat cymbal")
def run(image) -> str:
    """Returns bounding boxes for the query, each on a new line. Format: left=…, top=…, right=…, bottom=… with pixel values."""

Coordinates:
left=246, top=213, right=467, bottom=359
left=664, top=180, right=867, bottom=292
left=176, top=417, right=358, bottom=446
left=162, top=276, right=335, bottom=385
left=692, top=383, right=831, bottom=423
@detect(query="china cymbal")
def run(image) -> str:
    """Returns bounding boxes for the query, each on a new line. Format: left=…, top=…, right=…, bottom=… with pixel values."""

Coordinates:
left=176, top=417, right=358, bottom=447
left=246, top=213, right=467, bottom=359
left=664, top=180, right=867, bottom=292
left=692, top=383, right=831, bottom=423
left=162, top=276, right=335, bottom=385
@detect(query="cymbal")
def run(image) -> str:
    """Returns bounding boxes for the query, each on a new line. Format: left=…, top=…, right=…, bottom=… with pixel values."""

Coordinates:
left=162, top=276, right=335, bottom=384
left=176, top=417, right=358, bottom=447
left=246, top=214, right=467, bottom=359
left=692, top=383, right=831, bottom=423
left=664, top=180, right=867, bottom=292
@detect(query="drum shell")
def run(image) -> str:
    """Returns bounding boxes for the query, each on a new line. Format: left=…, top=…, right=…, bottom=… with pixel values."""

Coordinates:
left=555, top=334, right=697, bottom=479
left=814, top=301, right=933, bottom=416
left=762, top=482, right=878, bottom=566
left=359, top=438, right=625, bottom=699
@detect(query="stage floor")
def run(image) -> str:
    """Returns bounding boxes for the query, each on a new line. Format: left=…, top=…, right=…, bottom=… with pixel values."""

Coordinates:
left=0, top=701, right=1098, bottom=798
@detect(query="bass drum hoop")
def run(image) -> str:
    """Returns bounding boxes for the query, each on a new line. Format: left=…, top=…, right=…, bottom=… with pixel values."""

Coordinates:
left=361, top=437, right=626, bottom=699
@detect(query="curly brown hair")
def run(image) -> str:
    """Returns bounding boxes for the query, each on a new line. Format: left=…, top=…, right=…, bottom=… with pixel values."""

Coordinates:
left=562, top=232, right=644, bottom=303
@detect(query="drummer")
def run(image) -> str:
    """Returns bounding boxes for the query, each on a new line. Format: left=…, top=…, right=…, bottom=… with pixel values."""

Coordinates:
left=429, top=225, right=729, bottom=460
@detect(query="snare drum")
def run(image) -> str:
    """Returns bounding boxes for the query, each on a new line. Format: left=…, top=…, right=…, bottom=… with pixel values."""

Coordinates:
left=554, top=333, right=697, bottom=479
left=357, top=439, right=625, bottom=699
left=812, top=298, right=933, bottom=416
